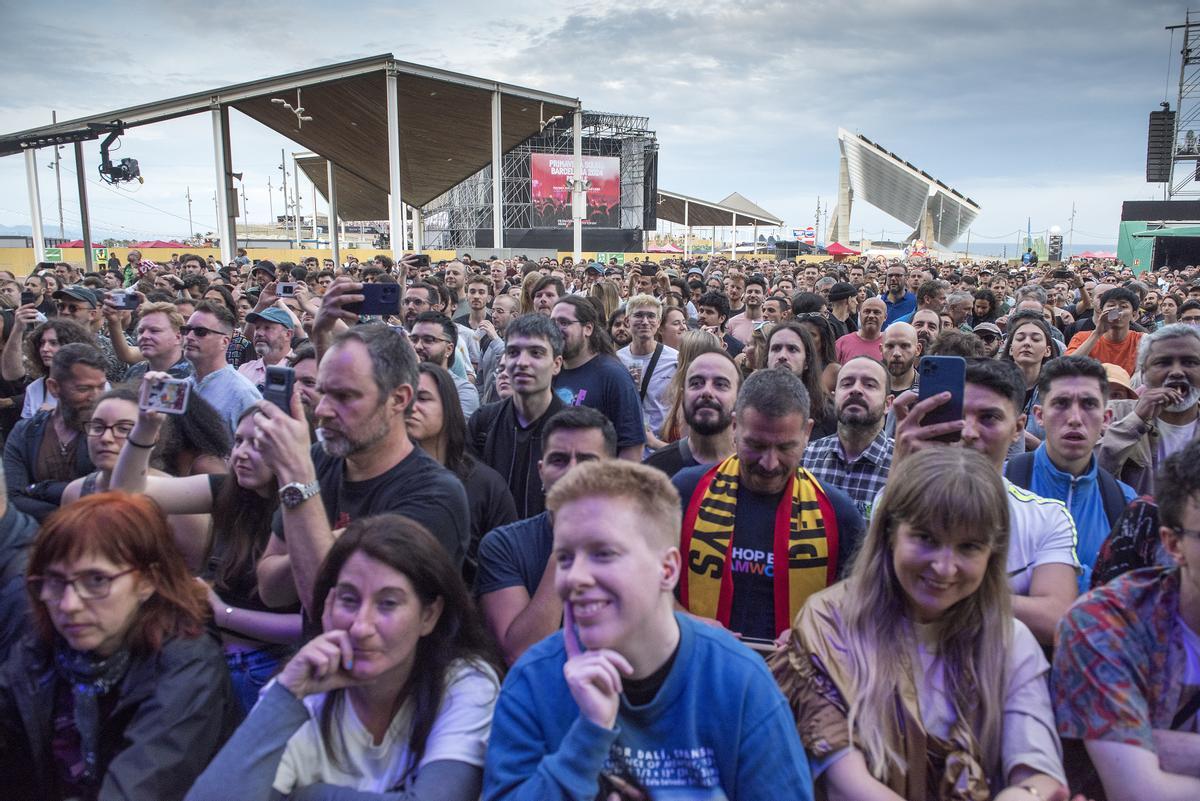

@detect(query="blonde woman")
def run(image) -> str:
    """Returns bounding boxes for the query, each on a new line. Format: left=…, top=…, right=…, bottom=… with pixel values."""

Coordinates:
left=518, top=271, right=542, bottom=316
left=588, top=279, right=621, bottom=323
left=771, top=448, right=1079, bottom=801
left=656, top=328, right=722, bottom=446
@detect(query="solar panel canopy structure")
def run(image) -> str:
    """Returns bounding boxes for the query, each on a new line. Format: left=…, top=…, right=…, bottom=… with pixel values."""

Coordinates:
left=829, top=127, right=980, bottom=249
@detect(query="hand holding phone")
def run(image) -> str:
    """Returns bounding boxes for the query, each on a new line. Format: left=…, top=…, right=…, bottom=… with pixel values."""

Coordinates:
left=262, top=366, right=296, bottom=413
left=915, top=356, right=965, bottom=443
left=139, top=377, right=191, bottom=415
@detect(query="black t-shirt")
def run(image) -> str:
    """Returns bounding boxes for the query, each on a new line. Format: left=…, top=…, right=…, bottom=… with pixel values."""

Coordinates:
left=473, top=511, right=554, bottom=597
left=272, top=444, right=470, bottom=569
left=553, top=355, right=646, bottom=450
left=468, top=395, right=566, bottom=519
left=642, top=438, right=706, bottom=479
left=671, top=465, right=864, bottom=640
left=462, top=458, right=518, bottom=585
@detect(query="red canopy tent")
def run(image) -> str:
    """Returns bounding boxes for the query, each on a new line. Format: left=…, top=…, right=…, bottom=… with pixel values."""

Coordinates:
left=134, top=240, right=188, bottom=248
left=647, top=243, right=683, bottom=253
left=826, top=242, right=860, bottom=259
left=61, top=240, right=85, bottom=248
left=1078, top=250, right=1116, bottom=259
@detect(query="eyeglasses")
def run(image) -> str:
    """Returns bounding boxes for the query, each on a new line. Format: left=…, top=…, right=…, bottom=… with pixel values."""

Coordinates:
left=403, top=298, right=429, bottom=307
left=1174, top=526, right=1200, bottom=539
left=410, top=334, right=452, bottom=346
left=180, top=325, right=231, bottom=338
left=552, top=318, right=581, bottom=329
left=57, top=303, right=91, bottom=314
left=28, top=568, right=137, bottom=601
left=84, top=420, right=136, bottom=438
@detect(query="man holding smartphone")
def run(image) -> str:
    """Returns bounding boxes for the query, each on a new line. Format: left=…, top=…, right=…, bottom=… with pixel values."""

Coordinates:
left=1067, top=287, right=1143, bottom=375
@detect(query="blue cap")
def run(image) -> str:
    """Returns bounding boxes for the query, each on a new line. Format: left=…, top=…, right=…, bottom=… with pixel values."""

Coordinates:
left=246, top=306, right=295, bottom=329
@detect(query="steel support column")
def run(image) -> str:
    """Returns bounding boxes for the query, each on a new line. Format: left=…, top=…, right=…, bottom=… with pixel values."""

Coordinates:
left=491, top=90, right=503, bottom=250
left=211, top=105, right=237, bottom=264
left=572, top=107, right=583, bottom=263
left=24, top=150, right=46, bottom=263
left=74, top=143, right=93, bottom=272
left=684, top=200, right=690, bottom=258
left=731, top=212, right=736, bottom=259
left=327, top=160, right=340, bottom=269
left=412, top=207, right=424, bottom=252
left=385, top=69, right=403, bottom=261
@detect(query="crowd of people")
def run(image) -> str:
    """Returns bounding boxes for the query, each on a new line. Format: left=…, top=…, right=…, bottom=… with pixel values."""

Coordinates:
left=0, top=246, right=1197, bottom=800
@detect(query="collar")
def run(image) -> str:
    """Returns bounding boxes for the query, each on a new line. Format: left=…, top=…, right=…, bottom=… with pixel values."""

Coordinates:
left=835, top=428, right=892, bottom=466
left=1033, top=442, right=1098, bottom=489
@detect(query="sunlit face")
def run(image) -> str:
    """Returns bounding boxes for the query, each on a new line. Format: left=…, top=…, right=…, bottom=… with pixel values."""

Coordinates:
left=834, top=359, right=888, bottom=428
left=40, top=552, right=153, bottom=656
left=911, top=310, right=941, bottom=349
left=231, top=414, right=273, bottom=490
left=48, top=363, right=107, bottom=427
left=734, top=408, right=812, bottom=495
left=1142, top=336, right=1200, bottom=408
left=325, top=551, right=441, bottom=684
left=743, top=283, right=764, bottom=309
left=406, top=372, right=445, bottom=444
left=85, top=397, right=137, bottom=471
left=891, top=521, right=991, bottom=624
left=533, top=286, right=560, bottom=315
left=660, top=308, right=688, bottom=349
left=136, top=312, right=182, bottom=362
left=767, top=328, right=806, bottom=375
left=859, top=299, right=886, bottom=333
left=554, top=495, right=677, bottom=652
left=627, top=305, right=660, bottom=343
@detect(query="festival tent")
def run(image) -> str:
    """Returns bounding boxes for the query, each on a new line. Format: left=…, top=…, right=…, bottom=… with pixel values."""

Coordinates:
left=826, top=242, right=860, bottom=256
left=647, top=243, right=683, bottom=253
left=62, top=240, right=85, bottom=248
left=134, top=240, right=188, bottom=248
left=1078, top=250, right=1116, bottom=259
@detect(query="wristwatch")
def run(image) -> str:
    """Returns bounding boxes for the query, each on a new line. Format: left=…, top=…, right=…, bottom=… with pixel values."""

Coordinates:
left=279, top=480, right=320, bottom=509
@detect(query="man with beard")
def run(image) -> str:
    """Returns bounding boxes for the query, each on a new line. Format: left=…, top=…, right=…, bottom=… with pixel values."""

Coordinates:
left=911, top=308, right=941, bottom=353
left=411, top=311, right=480, bottom=417
left=973, top=321, right=1004, bottom=358
left=3, top=343, right=104, bottom=520
left=551, top=297, right=645, bottom=460
left=442, top=260, right=469, bottom=318
left=672, top=369, right=864, bottom=642
left=643, top=350, right=739, bottom=477
left=880, top=263, right=916, bottom=326
left=1099, top=323, right=1200, bottom=495
left=726, top=275, right=767, bottom=344
left=252, top=323, right=470, bottom=614
left=287, top=344, right=321, bottom=437
left=834, top=297, right=886, bottom=362
left=803, top=356, right=893, bottom=516
left=237, top=307, right=295, bottom=391
left=531, top=276, right=564, bottom=317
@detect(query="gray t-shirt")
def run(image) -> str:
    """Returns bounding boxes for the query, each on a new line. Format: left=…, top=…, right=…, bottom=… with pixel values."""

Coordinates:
left=191, top=364, right=262, bottom=436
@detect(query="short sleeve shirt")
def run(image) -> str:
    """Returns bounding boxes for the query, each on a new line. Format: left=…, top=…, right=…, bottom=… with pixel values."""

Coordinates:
left=553, top=354, right=646, bottom=449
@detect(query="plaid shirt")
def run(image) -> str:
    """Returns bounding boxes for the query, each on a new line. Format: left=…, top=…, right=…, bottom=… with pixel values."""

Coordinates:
left=802, top=429, right=893, bottom=517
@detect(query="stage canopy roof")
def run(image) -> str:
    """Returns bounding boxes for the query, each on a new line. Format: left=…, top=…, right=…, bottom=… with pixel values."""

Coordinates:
left=0, top=54, right=579, bottom=210
left=656, top=189, right=783, bottom=228
left=838, top=128, right=980, bottom=246
left=1132, top=226, right=1200, bottom=237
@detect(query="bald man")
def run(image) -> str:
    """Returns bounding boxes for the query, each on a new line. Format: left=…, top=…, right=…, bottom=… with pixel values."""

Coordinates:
left=881, top=322, right=920, bottom=395
left=835, top=297, right=886, bottom=362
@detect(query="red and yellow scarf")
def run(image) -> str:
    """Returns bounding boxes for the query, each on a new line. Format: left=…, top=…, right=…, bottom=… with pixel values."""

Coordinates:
left=680, top=455, right=839, bottom=636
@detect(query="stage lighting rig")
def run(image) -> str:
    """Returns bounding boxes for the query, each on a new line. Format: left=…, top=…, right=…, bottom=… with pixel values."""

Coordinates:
left=97, top=122, right=143, bottom=185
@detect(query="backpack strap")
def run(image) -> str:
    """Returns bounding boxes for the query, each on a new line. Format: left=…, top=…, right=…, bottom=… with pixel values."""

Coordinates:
left=1096, top=467, right=1130, bottom=529
left=1003, top=451, right=1036, bottom=490
left=638, top=342, right=664, bottom=403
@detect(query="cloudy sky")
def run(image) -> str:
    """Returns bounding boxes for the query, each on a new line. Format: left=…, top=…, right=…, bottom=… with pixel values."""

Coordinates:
left=0, top=0, right=1188, bottom=252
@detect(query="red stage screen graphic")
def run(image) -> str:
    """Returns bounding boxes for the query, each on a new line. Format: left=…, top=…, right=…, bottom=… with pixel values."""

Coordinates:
left=531, top=154, right=620, bottom=227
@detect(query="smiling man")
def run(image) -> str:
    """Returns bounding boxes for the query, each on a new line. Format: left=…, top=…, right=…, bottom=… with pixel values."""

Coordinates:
left=616, top=294, right=678, bottom=442
left=672, top=368, right=864, bottom=642
left=484, top=459, right=812, bottom=801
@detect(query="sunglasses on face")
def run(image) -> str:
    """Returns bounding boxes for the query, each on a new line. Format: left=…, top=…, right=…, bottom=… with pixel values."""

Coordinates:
left=180, top=325, right=230, bottom=338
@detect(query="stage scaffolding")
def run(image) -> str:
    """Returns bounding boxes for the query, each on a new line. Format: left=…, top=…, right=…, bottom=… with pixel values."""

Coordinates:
left=421, top=111, right=658, bottom=250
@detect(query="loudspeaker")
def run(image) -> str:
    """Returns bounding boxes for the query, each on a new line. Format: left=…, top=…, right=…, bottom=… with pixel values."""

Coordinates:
left=1147, top=109, right=1176, bottom=183
left=1048, top=234, right=1063, bottom=262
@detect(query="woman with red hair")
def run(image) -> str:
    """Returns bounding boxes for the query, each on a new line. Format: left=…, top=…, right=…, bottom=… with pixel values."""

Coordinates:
left=0, top=492, right=240, bottom=801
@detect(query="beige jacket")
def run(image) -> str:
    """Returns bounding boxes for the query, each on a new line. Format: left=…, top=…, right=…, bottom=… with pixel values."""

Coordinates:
left=1097, top=398, right=1200, bottom=496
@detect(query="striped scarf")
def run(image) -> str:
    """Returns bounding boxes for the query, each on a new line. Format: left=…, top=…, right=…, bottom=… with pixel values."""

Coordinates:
left=680, top=455, right=839, bottom=636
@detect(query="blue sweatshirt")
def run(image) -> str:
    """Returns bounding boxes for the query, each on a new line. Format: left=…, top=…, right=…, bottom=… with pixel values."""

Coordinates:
left=1029, top=443, right=1135, bottom=592
left=482, top=612, right=812, bottom=801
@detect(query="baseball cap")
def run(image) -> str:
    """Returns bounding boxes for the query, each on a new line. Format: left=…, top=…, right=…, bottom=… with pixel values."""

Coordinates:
left=972, top=322, right=1002, bottom=338
left=246, top=307, right=295, bottom=329
left=53, top=286, right=100, bottom=307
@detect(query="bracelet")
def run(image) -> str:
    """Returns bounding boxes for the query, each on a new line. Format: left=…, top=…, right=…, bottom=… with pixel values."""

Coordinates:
left=127, top=438, right=156, bottom=449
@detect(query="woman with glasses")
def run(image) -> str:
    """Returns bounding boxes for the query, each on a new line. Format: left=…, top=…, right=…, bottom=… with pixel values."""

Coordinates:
left=110, top=373, right=302, bottom=713
left=186, top=515, right=502, bottom=801
left=1, top=492, right=239, bottom=801
left=771, top=448, right=1074, bottom=801
left=406, top=364, right=517, bottom=585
